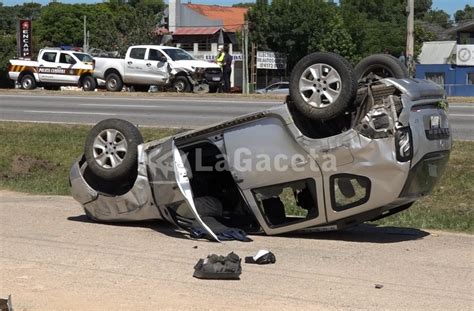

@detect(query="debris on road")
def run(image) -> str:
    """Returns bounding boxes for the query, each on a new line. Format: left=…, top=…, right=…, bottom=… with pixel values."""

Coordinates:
left=193, top=252, right=242, bottom=280
left=245, top=250, right=276, bottom=265
left=375, top=284, right=384, bottom=289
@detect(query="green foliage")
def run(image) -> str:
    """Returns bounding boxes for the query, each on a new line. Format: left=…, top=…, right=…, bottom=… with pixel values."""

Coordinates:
left=414, top=21, right=437, bottom=57
left=423, top=9, right=451, bottom=28
left=454, top=5, right=473, bottom=23
left=310, top=12, right=359, bottom=64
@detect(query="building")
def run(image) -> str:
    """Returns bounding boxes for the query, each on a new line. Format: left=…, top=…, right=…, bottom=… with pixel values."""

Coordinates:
left=160, top=1, right=248, bottom=89
left=416, top=21, right=474, bottom=96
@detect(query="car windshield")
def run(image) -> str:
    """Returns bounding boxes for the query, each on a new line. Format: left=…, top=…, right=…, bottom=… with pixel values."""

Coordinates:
left=161, top=48, right=195, bottom=61
left=73, top=53, right=94, bottom=62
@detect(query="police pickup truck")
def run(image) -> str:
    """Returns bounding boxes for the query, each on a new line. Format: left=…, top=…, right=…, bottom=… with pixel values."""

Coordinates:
left=8, top=48, right=96, bottom=91
left=93, top=45, right=222, bottom=93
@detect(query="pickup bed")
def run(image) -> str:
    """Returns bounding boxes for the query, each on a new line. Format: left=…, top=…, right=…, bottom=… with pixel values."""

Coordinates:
left=8, top=48, right=96, bottom=91
left=93, top=45, right=222, bottom=92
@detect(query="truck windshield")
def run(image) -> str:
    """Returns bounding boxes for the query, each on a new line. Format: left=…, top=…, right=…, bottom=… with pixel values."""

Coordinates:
left=73, top=53, right=94, bottom=62
left=161, top=48, right=195, bottom=61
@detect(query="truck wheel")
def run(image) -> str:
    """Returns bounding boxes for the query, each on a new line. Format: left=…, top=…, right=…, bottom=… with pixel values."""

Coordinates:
left=105, top=73, right=123, bottom=92
left=289, top=52, right=357, bottom=120
left=21, top=74, right=37, bottom=90
left=82, top=76, right=97, bottom=91
left=173, top=76, right=191, bottom=92
left=84, top=119, right=143, bottom=181
left=354, top=54, right=408, bottom=83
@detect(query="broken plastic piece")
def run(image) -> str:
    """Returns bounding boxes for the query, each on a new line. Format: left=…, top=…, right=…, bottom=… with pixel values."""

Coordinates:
left=245, top=250, right=276, bottom=264
left=193, top=252, right=242, bottom=280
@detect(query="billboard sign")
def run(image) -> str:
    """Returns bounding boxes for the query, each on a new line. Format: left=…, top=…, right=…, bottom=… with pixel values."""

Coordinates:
left=17, top=19, right=33, bottom=59
left=256, top=51, right=287, bottom=70
left=456, top=45, right=474, bottom=66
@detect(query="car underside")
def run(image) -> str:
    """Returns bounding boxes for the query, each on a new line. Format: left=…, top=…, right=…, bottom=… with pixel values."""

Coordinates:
left=70, top=52, right=452, bottom=241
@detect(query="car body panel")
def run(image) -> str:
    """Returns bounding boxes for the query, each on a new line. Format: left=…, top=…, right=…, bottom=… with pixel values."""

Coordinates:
left=70, top=78, right=452, bottom=240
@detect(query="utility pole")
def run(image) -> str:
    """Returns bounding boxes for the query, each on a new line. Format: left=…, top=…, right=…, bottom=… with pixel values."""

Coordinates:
left=83, top=15, right=88, bottom=53
left=406, top=0, right=414, bottom=77
left=243, top=20, right=249, bottom=94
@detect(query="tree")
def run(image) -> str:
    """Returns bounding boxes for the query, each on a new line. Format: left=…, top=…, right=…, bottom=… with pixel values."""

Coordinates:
left=310, top=12, right=358, bottom=64
left=423, top=9, right=451, bottom=28
left=454, top=5, right=473, bottom=23
left=233, top=2, right=255, bottom=8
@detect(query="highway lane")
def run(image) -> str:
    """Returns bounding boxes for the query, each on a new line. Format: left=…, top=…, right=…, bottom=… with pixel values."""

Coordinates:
left=0, top=94, right=281, bottom=129
left=0, top=93, right=472, bottom=140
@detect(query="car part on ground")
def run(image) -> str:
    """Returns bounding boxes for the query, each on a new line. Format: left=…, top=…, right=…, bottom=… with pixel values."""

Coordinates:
left=354, top=54, right=409, bottom=83
left=289, top=52, right=357, bottom=120
left=70, top=52, right=451, bottom=242
left=84, top=119, right=143, bottom=181
left=193, top=252, right=242, bottom=280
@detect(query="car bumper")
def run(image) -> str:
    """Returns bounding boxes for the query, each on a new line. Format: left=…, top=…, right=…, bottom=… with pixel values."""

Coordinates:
left=69, top=149, right=162, bottom=222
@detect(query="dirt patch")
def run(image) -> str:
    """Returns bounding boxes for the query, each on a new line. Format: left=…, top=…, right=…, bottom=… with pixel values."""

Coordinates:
left=2, top=155, right=59, bottom=179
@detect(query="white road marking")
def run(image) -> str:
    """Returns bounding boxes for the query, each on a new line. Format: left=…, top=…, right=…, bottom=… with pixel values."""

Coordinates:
left=449, top=114, right=474, bottom=117
left=0, top=94, right=280, bottom=104
left=24, top=110, right=115, bottom=116
left=80, top=104, right=174, bottom=108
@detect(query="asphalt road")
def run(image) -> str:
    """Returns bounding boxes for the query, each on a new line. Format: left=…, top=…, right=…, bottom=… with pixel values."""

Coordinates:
left=0, top=93, right=473, bottom=140
left=0, top=191, right=472, bottom=310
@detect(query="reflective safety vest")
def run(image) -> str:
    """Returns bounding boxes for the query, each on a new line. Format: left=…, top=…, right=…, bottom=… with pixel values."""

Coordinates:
left=216, top=52, right=225, bottom=69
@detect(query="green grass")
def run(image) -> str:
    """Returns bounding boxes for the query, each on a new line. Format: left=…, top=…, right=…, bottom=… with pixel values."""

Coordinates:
left=0, top=122, right=177, bottom=195
left=0, top=122, right=472, bottom=233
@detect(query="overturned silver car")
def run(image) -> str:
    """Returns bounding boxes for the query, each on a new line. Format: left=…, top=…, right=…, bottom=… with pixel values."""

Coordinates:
left=70, top=53, right=452, bottom=241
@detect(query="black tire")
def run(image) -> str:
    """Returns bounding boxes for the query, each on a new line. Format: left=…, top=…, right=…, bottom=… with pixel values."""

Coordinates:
left=172, top=76, right=191, bottom=92
left=105, top=72, right=123, bottom=92
left=354, top=54, right=409, bottom=83
left=82, top=75, right=97, bottom=91
left=289, top=52, right=357, bottom=121
left=84, top=119, right=143, bottom=181
left=132, top=85, right=150, bottom=92
left=20, top=74, right=37, bottom=90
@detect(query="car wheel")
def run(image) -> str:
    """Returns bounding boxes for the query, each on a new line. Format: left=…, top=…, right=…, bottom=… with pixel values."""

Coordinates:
left=354, top=54, right=409, bottom=83
left=82, top=75, right=97, bottom=91
left=84, top=119, right=143, bottom=181
left=21, top=74, right=37, bottom=90
left=105, top=73, right=123, bottom=92
left=289, top=52, right=357, bottom=120
left=173, top=76, right=191, bottom=92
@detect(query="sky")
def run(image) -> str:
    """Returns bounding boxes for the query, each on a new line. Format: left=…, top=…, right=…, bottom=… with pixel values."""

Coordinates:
left=1, top=0, right=472, bottom=18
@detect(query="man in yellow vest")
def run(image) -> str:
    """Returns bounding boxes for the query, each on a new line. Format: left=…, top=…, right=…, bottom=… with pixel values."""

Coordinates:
left=216, top=45, right=225, bottom=92
left=216, top=45, right=225, bottom=69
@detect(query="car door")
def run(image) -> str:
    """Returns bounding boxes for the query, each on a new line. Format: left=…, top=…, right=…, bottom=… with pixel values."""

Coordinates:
left=37, top=51, right=59, bottom=83
left=124, top=47, right=148, bottom=84
left=145, top=48, right=170, bottom=85
left=56, top=52, right=80, bottom=84
left=146, top=138, right=219, bottom=241
left=223, top=117, right=328, bottom=235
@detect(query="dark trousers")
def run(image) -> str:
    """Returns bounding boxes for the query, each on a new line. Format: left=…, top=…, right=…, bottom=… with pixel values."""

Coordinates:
left=223, top=69, right=231, bottom=93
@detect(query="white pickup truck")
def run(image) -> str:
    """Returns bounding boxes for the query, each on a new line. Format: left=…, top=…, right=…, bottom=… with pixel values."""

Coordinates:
left=8, top=48, right=96, bottom=91
left=93, top=45, right=223, bottom=92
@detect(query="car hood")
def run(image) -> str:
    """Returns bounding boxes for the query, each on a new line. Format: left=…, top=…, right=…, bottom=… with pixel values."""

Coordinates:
left=173, top=60, right=220, bottom=71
